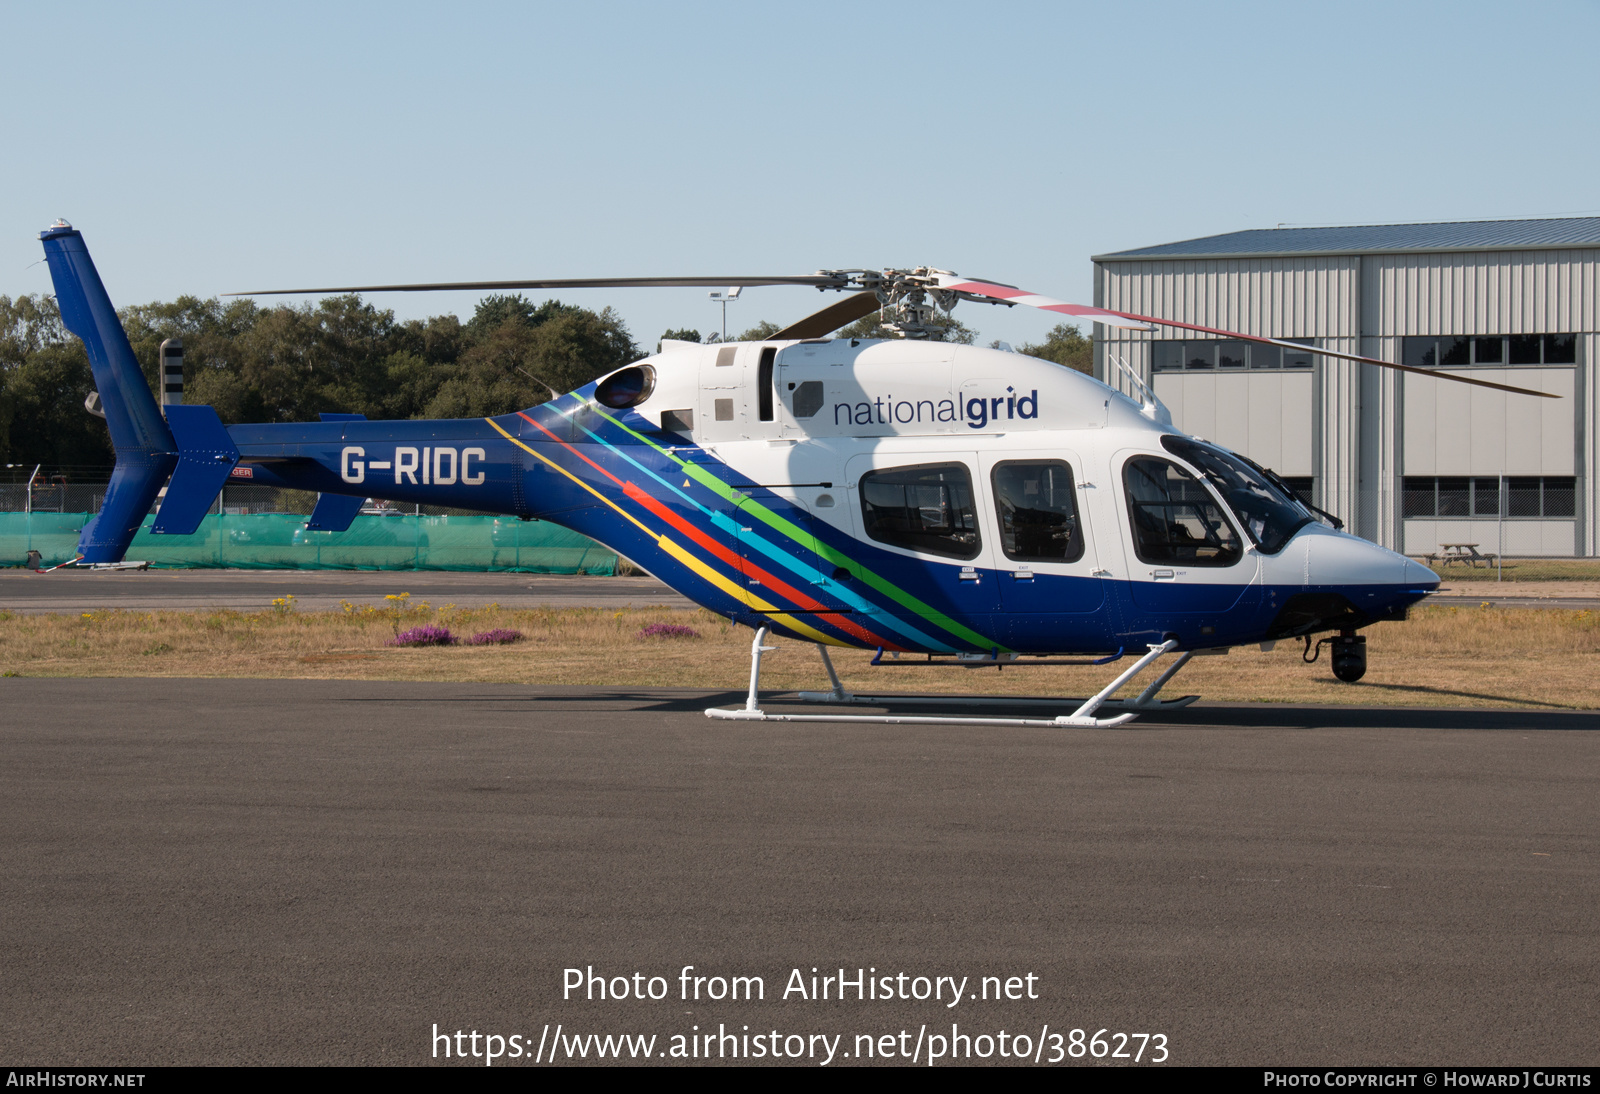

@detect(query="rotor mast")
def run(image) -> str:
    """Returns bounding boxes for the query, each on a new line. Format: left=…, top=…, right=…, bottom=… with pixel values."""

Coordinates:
left=814, top=268, right=1010, bottom=339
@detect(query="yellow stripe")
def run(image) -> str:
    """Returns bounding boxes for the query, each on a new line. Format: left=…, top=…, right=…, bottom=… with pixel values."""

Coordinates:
left=495, top=417, right=840, bottom=647
left=657, top=534, right=770, bottom=610
left=655, top=535, right=838, bottom=644
left=485, top=418, right=655, bottom=537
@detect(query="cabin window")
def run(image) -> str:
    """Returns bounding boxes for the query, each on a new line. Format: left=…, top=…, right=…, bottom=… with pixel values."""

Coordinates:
left=1123, top=456, right=1243, bottom=566
left=791, top=380, right=825, bottom=418
left=1159, top=436, right=1311, bottom=554
left=757, top=347, right=776, bottom=422
left=990, top=460, right=1084, bottom=563
left=859, top=463, right=981, bottom=560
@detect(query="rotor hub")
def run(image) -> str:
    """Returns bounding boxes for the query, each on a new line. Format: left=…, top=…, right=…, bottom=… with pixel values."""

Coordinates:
left=816, top=267, right=962, bottom=339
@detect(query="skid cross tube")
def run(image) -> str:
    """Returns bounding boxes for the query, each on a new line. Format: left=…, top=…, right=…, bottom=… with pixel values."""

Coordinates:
left=705, top=638, right=1194, bottom=728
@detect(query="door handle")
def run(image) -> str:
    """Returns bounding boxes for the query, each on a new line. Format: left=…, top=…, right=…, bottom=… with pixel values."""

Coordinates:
left=1151, top=569, right=1175, bottom=580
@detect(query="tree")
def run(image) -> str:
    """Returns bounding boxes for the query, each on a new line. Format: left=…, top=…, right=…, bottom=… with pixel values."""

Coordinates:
left=424, top=303, right=639, bottom=418
left=736, top=320, right=783, bottom=341
left=658, top=328, right=701, bottom=350
left=0, top=287, right=642, bottom=472
left=1017, top=322, right=1093, bottom=375
left=0, top=295, right=109, bottom=471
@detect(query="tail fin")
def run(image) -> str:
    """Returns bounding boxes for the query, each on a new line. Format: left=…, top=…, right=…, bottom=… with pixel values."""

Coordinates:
left=40, top=224, right=178, bottom=563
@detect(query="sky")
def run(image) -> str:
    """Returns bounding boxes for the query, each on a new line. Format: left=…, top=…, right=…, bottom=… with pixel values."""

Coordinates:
left=5, top=0, right=1600, bottom=350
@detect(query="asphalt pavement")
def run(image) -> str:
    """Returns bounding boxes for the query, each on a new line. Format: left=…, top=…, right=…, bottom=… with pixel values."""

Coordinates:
left=1, top=678, right=1595, bottom=1066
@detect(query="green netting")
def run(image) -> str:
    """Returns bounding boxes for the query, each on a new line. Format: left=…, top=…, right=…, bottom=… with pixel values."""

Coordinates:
left=0, top=512, right=616, bottom=573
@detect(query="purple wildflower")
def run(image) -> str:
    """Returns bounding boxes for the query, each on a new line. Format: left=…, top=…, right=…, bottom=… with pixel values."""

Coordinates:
left=467, top=628, right=524, bottom=646
left=637, top=622, right=700, bottom=640
left=390, top=624, right=458, bottom=647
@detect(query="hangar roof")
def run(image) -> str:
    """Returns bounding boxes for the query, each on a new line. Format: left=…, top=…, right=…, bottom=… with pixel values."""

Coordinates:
left=1096, top=216, right=1600, bottom=261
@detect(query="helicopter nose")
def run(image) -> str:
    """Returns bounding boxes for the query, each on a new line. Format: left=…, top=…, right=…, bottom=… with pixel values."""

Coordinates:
left=1401, top=554, right=1441, bottom=591
left=1296, top=527, right=1439, bottom=598
left=1301, top=527, right=1406, bottom=585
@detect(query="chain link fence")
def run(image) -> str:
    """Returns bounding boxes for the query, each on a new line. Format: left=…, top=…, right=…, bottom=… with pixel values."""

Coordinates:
left=1, top=484, right=616, bottom=572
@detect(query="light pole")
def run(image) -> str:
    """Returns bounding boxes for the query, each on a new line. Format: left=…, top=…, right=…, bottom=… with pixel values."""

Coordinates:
left=709, top=286, right=741, bottom=342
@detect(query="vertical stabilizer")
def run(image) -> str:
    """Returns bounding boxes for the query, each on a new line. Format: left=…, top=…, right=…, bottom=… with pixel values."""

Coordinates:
left=39, top=223, right=177, bottom=562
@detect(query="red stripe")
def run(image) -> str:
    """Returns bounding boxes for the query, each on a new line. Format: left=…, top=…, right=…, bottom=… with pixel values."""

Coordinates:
left=948, top=279, right=1028, bottom=301
left=514, top=409, right=898, bottom=648
left=622, top=481, right=898, bottom=650
left=950, top=281, right=1123, bottom=319
left=518, top=412, right=627, bottom=487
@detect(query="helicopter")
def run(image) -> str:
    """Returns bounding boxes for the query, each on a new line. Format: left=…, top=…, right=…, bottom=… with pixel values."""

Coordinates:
left=38, top=223, right=1557, bottom=727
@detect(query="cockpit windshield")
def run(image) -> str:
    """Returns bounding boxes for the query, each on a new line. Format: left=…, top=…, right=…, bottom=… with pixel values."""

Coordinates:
left=1159, top=436, right=1312, bottom=555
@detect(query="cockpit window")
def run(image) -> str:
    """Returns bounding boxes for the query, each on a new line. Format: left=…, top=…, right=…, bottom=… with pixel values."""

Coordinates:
left=859, top=463, right=981, bottom=559
left=991, top=460, right=1083, bottom=562
left=1159, top=436, right=1312, bottom=554
left=1123, top=456, right=1243, bottom=566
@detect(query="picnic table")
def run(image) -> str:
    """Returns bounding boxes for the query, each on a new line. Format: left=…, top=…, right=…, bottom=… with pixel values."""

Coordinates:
left=1422, top=543, right=1498, bottom=568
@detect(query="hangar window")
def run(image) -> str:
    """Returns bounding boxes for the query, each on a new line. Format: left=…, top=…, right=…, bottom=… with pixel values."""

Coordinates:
left=1279, top=476, right=1315, bottom=505
left=1402, top=476, right=1575, bottom=518
left=1151, top=339, right=1313, bottom=371
left=859, top=463, right=981, bottom=559
left=1403, top=334, right=1578, bottom=368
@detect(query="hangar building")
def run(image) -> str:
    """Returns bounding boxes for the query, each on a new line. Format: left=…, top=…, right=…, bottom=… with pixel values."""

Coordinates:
left=1092, top=217, right=1599, bottom=558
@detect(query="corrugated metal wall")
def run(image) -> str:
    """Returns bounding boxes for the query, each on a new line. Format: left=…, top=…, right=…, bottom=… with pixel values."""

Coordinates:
left=1152, top=372, right=1315, bottom=475
left=1096, top=248, right=1595, bottom=555
left=1099, top=257, right=1361, bottom=336
left=1365, top=250, right=1600, bottom=334
left=1096, top=257, right=1365, bottom=534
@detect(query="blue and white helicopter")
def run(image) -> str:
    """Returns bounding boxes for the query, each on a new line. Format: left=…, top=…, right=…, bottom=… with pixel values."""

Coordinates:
left=40, top=223, right=1554, bottom=727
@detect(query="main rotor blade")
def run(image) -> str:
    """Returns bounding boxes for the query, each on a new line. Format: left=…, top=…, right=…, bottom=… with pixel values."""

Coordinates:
left=226, top=275, right=845, bottom=297
left=768, top=291, right=882, bottom=340
left=936, top=275, right=1561, bottom=400
left=932, top=275, right=1160, bottom=331
left=1108, top=311, right=1562, bottom=399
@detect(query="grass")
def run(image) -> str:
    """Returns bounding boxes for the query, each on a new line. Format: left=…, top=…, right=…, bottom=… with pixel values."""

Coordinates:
left=1, top=597, right=1597, bottom=711
left=1417, top=557, right=1600, bottom=582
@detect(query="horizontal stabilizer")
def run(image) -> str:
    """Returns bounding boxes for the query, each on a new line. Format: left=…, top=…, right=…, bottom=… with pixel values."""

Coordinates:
left=152, top=404, right=240, bottom=535
left=306, top=492, right=365, bottom=532
left=306, top=413, right=368, bottom=527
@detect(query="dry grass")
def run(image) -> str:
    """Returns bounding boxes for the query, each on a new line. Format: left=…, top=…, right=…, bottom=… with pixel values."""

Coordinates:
left=1418, top=557, right=1600, bottom=582
left=1, top=595, right=1597, bottom=711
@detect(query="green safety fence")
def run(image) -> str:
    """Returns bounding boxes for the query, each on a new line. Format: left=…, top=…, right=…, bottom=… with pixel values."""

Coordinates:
left=0, top=512, right=617, bottom=573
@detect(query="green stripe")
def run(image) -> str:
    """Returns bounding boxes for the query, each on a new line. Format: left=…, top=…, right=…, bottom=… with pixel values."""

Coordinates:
left=591, top=403, right=1005, bottom=651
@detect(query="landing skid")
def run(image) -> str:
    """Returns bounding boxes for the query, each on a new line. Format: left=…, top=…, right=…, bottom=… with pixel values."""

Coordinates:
left=704, top=629, right=1197, bottom=729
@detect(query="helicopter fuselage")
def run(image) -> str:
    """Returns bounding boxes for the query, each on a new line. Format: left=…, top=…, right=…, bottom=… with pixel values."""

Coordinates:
left=227, top=337, right=1439, bottom=657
